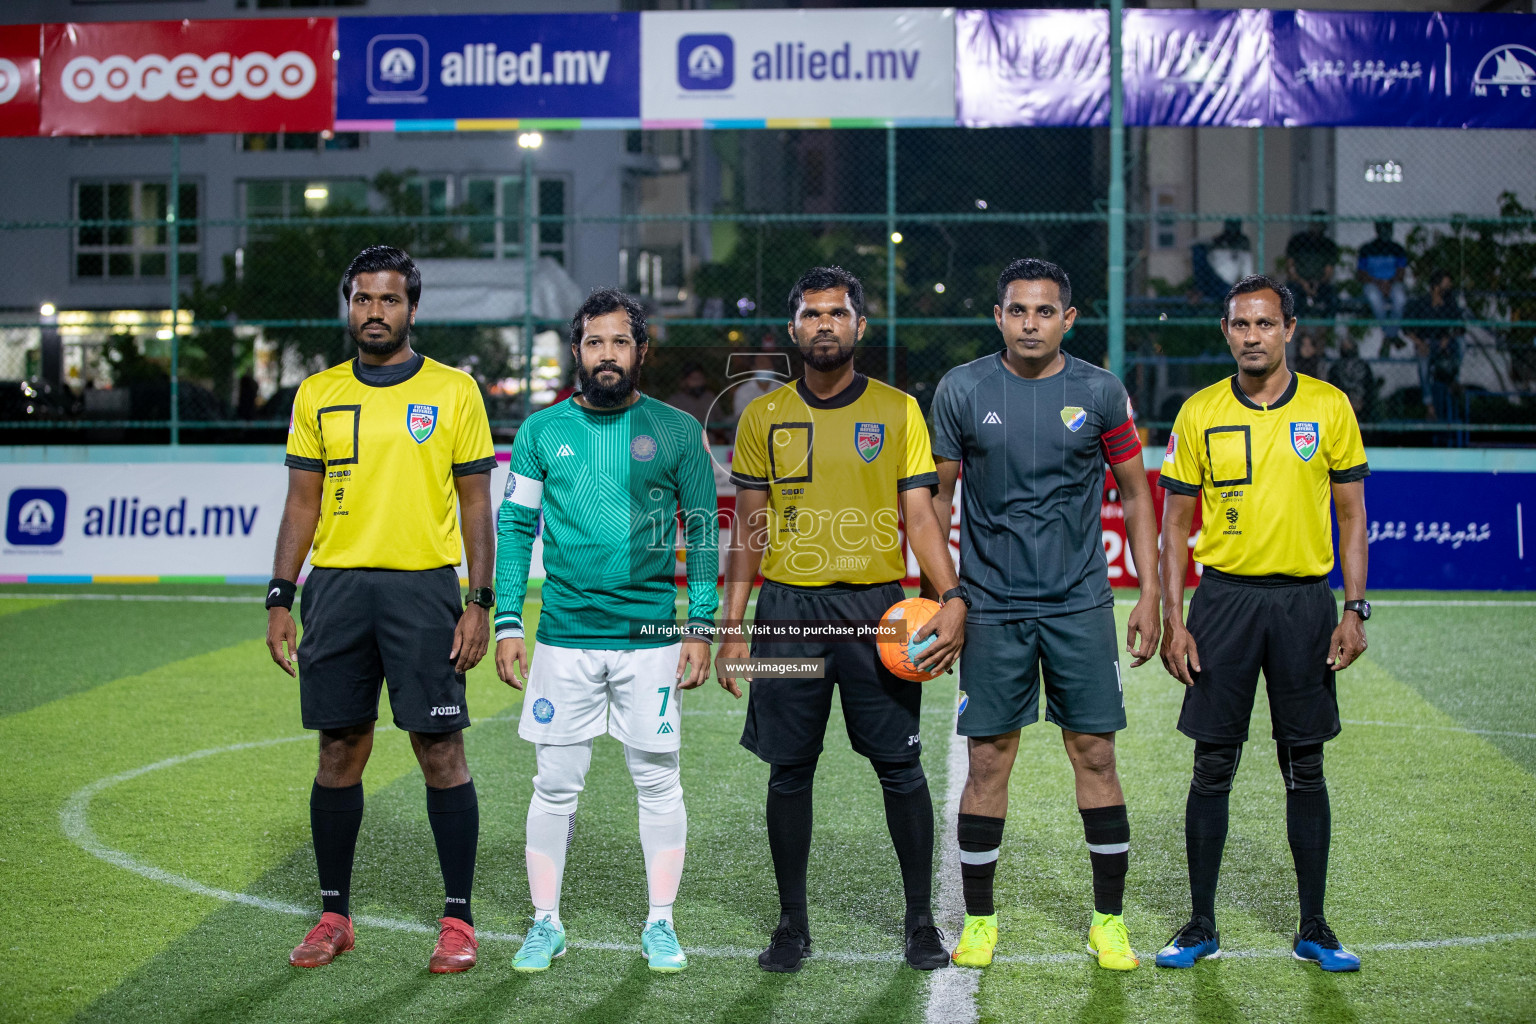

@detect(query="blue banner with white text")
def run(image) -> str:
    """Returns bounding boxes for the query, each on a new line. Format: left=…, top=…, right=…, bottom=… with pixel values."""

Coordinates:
left=954, top=8, right=1108, bottom=128
left=335, top=13, right=639, bottom=124
left=1329, top=472, right=1535, bottom=591
left=954, top=8, right=1536, bottom=129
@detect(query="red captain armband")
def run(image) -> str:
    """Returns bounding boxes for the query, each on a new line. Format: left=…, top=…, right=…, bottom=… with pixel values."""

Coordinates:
left=1100, top=418, right=1142, bottom=466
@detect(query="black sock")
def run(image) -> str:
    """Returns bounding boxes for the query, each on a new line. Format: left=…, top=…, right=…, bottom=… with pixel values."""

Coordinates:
left=957, top=813, right=1005, bottom=917
left=872, top=760, right=934, bottom=928
left=426, top=780, right=478, bottom=926
left=1080, top=804, right=1129, bottom=917
left=1185, top=790, right=1229, bottom=925
left=310, top=780, right=364, bottom=919
left=1286, top=787, right=1331, bottom=922
left=766, top=762, right=816, bottom=931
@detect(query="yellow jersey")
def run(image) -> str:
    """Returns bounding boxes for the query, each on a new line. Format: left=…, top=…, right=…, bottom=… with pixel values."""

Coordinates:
left=730, top=373, right=937, bottom=586
left=1159, top=373, right=1368, bottom=578
left=285, top=355, right=496, bottom=570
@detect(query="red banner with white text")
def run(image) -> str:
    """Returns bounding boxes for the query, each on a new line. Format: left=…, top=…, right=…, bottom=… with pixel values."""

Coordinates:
left=40, top=18, right=335, bottom=137
left=0, top=25, right=41, bottom=137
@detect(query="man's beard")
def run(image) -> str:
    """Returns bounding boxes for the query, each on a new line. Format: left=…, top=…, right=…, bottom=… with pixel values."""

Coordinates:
left=352, top=321, right=408, bottom=358
left=795, top=329, right=856, bottom=373
left=578, top=358, right=641, bottom=407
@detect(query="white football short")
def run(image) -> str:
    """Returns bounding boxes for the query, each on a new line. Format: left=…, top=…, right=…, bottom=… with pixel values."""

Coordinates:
left=519, top=643, right=685, bottom=753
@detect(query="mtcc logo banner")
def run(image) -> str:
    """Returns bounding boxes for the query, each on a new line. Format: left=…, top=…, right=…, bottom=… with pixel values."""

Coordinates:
left=40, top=18, right=336, bottom=136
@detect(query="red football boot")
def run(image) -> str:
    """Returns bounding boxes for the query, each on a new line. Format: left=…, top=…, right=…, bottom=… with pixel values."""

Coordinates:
left=289, top=912, right=355, bottom=968
left=429, top=917, right=478, bottom=973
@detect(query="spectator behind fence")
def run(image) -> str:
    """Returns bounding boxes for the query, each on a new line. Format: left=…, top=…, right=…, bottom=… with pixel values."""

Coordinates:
left=1403, top=269, right=1464, bottom=422
left=1356, top=221, right=1408, bottom=344
left=729, top=353, right=782, bottom=423
left=665, top=362, right=725, bottom=441
left=1293, top=332, right=1324, bottom=380
left=1286, top=213, right=1340, bottom=318
left=1207, top=219, right=1255, bottom=288
left=1327, top=336, right=1377, bottom=421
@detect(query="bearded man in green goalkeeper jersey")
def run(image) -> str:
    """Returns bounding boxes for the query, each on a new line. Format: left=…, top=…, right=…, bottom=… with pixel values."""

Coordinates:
left=494, top=288, right=719, bottom=973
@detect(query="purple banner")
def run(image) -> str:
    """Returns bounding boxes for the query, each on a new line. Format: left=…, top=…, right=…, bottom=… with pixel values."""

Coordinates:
left=955, top=8, right=1108, bottom=128
left=1122, top=8, right=1271, bottom=127
left=1443, top=12, right=1536, bottom=129
left=1273, top=12, right=1450, bottom=127
left=955, top=8, right=1536, bottom=129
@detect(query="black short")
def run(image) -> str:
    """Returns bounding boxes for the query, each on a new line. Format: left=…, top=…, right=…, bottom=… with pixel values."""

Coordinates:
left=1178, top=569, right=1341, bottom=746
left=957, top=605, right=1126, bottom=737
left=740, top=579, right=923, bottom=765
left=297, top=566, right=470, bottom=734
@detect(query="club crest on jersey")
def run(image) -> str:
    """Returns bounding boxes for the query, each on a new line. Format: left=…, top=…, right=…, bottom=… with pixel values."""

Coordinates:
left=1060, top=406, right=1087, bottom=432
left=407, top=404, right=438, bottom=444
left=1291, top=422, right=1319, bottom=462
left=631, top=434, right=658, bottom=462
left=855, top=422, right=885, bottom=463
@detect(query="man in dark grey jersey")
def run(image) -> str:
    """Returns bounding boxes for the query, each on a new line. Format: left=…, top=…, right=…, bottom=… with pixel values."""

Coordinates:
left=927, top=258, right=1161, bottom=971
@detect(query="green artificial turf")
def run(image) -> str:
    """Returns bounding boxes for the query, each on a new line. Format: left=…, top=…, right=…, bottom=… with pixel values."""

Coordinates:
left=0, top=585, right=1531, bottom=1024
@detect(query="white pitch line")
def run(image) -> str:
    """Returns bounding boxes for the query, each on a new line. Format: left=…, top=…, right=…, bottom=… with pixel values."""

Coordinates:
left=1342, top=718, right=1536, bottom=741
left=925, top=700, right=979, bottom=1023
left=59, top=727, right=1536, bottom=968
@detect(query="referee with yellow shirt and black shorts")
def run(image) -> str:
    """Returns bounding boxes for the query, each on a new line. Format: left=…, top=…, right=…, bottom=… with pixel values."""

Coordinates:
left=716, top=266, right=969, bottom=973
left=264, top=246, right=497, bottom=975
left=1154, top=274, right=1369, bottom=973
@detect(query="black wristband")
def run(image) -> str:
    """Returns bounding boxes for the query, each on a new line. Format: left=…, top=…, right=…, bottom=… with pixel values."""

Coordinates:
left=265, top=578, right=297, bottom=610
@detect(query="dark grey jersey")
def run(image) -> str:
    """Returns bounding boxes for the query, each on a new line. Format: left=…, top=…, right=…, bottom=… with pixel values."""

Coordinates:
left=931, top=352, right=1142, bottom=621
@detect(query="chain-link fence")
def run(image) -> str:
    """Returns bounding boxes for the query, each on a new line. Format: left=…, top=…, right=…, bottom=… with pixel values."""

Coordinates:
left=2, top=124, right=1533, bottom=447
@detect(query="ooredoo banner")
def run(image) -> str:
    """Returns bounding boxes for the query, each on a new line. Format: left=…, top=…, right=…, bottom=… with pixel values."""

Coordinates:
left=640, top=8, right=955, bottom=126
left=39, top=18, right=336, bottom=137
left=0, top=25, right=41, bottom=138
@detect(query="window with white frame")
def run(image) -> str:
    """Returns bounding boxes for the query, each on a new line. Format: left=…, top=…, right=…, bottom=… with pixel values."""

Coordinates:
left=74, top=180, right=199, bottom=280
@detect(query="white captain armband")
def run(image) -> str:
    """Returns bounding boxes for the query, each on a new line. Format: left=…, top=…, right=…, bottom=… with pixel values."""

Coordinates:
left=502, top=472, right=544, bottom=509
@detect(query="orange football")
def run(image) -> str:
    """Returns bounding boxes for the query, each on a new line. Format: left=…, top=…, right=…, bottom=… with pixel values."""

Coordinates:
left=878, top=597, right=944, bottom=682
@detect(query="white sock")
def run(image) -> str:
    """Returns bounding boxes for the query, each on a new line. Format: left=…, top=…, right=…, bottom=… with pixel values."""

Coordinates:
left=525, top=804, right=573, bottom=931
left=639, top=804, right=687, bottom=926
left=625, top=744, right=687, bottom=927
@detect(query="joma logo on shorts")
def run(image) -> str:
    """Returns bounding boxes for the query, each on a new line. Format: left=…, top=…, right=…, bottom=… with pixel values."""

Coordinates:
left=907, top=734, right=920, bottom=746
left=430, top=705, right=462, bottom=716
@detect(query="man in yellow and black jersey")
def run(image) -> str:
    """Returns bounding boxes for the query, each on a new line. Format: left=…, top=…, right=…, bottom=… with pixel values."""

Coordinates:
left=1155, top=275, right=1369, bottom=973
left=716, top=266, right=967, bottom=973
left=264, top=246, right=496, bottom=975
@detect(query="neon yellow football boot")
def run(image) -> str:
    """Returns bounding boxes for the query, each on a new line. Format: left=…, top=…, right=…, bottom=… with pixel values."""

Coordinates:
left=1087, top=911, right=1140, bottom=971
left=950, top=914, right=998, bottom=967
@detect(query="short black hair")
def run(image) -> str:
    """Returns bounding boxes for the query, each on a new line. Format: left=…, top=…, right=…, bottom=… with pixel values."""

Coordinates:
left=1223, top=274, right=1295, bottom=322
left=340, top=245, right=421, bottom=307
left=1428, top=266, right=1454, bottom=288
left=788, top=266, right=865, bottom=321
left=996, top=257, right=1072, bottom=310
left=569, top=287, right=648, bottom=349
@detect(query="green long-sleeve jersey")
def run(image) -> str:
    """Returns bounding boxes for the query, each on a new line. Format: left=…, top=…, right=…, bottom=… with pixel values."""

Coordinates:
left=494, top=394, right=719, bottom=649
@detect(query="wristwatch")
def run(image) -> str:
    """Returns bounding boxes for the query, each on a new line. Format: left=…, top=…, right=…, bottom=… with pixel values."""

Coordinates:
left=1343, top=599, right=1371, bottom=621
left=467, top=587, right=495, bottom=610
left=941, top=585, right=973, bottom=610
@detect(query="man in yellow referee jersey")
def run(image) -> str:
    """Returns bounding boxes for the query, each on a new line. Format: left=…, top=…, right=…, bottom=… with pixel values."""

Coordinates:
left=264, top=246, right=497, bottom=974
left=716, top=266, right=968, bottom=973
left=1155, top=274, right=1369, bottom=973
